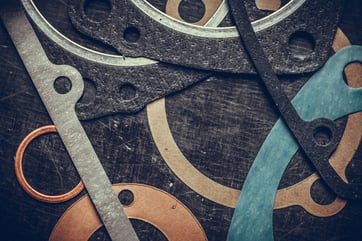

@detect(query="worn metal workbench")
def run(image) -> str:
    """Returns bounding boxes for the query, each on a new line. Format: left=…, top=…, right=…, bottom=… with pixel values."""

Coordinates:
left=0, top=1, right=361, bottom=240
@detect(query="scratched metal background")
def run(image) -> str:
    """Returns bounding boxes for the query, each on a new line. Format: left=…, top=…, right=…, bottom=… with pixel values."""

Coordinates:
left=0, top=1, right=361, bottom=241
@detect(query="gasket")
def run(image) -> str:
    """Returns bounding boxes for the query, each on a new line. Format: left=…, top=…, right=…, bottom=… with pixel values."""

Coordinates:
left=147, top=97, right=346, bottom=216
left=146, top=21, right=353, bottom=215
left=21, top=0, right=211, bottom=119
left=1, top=5, right=138, bottom=240
left=255, top=0, right=281, bottom=11
left=68, top=0, right=341, bottom=74
left=228, top=0, right=361, bottom=200
left=226, top=46, right=362, bottom=241
left=274, top=173, right=346, bottom=217
left=15, top=125, right=84, bottom=203
left=49, top=183, right=207, bottom=241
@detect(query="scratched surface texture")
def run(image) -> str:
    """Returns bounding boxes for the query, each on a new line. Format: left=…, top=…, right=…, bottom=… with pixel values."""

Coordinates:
left=0, top=1, right=361, bottom=241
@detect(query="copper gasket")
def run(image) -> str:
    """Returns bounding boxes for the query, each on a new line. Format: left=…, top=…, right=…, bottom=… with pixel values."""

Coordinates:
left=146, top=29, right=360, bottom=216
left=255, top=0, right=281, bottom=11
left=49, top=183, right=207, bottom=241
left=15, top=125, right=84, bottom=203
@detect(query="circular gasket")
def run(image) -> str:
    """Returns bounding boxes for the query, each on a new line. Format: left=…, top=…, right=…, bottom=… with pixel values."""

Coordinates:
left=15, top=125, right=84, bottom=203
left=146, top=28, right=360, bottom=217
left=49, top=183, right=207, bottom=241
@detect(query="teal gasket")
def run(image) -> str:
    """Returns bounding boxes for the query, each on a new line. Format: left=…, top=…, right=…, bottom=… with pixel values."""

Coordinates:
left=227, top=45, right=362, bottom=241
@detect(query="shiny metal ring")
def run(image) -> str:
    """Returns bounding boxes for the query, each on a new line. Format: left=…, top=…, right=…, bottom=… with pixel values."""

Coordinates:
left=15, top=125, right=84, bottom=203
left=21, top=0, right=305, bottom=65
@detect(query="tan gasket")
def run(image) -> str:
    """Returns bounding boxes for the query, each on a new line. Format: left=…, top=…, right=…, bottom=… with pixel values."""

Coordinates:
left=146, top=27, right=360, bottom=216
left=165, top=0, right=223, bottom=26
left=49, top=183, right=207, bottom=241
left=255, top=0, right=281, bottom=11
left=15, top=125, right=84, bottom=203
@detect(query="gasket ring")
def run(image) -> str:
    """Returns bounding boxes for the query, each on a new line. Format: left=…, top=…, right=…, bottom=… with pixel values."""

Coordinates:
left=15, top=125, right=84, bottom=203
left=49, top=183, right=207, bottom=241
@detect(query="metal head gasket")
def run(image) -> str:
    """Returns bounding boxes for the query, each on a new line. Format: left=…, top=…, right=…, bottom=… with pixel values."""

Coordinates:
left=68, top=0, right=341, bottom=74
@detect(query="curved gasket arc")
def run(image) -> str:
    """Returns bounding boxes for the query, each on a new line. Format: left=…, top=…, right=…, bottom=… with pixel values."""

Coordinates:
left=49, top=183, right=208, bottom=241
left=21, top=0, right=304, bottom=66
left=130, top=0, right=305, bottom=37
left=146, top=29, right=357, bottom=214
left=227, top=46, right=362, bottom=241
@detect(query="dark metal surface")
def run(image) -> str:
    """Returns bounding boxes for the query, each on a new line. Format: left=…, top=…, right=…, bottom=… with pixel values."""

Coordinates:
left=0, top=2, right=139, bottom=241
left=68, top=0, right=341, bottom=74
left=0, top=1, right=361, bottom=241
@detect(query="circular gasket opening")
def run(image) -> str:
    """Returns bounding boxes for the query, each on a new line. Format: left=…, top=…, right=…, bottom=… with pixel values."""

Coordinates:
left=288, top=31, right=315, bottom=60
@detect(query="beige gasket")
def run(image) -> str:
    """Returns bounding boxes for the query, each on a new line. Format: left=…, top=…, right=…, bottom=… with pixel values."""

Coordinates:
left=15, top=125, right=84, bottom=203
left=255, top=0, right=281, bottom=11
left=49, top=183, right=207, bottom=241
left=165, top=0, right=223, bottom=26
left=146, top=28, right=360, bottom=216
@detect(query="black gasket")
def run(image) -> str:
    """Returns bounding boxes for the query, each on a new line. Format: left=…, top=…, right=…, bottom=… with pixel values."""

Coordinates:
left=68, top=0, right=341, bottom=74
left=35, top=26, right=211, bottom=120
left=227, top=0, right=362, bottom=200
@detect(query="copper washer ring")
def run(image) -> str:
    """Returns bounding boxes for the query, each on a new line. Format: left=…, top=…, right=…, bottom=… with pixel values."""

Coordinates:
left=15, top=125, right=84, bottom=203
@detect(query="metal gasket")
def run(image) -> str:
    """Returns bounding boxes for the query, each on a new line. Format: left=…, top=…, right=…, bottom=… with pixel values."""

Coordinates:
left=274, top=173, right=346, bottom=217
left=49, top=183, right=208, bottom=241
left=255, top=0, right=281, bottom=11
left=21, top=0, right=212, bottom=119
left=68, top=0, right=341, bottom=74
left=226, top=46, right=362, bottom=241
left=1, top=4, right=138, bottom=240
left=21, top=0, right=339, bottom=118
left=15, top=125, right=84, bottom=203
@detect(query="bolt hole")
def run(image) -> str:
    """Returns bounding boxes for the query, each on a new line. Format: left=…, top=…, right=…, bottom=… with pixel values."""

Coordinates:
left=54, top=77, right=72, bottom=94
left=119, top=83, right=137, bottom=100
left=343, top=61, right=362, bottom=88
left=310, top=179, right=336, bottom=205
left=179, top=0, right=205, bottom=23
left=288, top=31, right=315, bottom=60
left=118, top=189, right=134, bottom=206
left=313, top=125, right=333, bottom=146
left=84, top=0, right=112, bottom=22
left=123, top=26, right=141, bottom=43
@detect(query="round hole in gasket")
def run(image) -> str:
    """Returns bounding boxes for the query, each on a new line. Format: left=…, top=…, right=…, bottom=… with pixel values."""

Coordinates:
left=118, top=189, right=134, bottom=206
left=288, top=31, right=316, bottom=60
left=83, top=0, right=112, bottom=22
left=343, top=61, right=362, bottom=87
left=178, top=0, right=206, bottom=23
left=21, top=128, right=82, bottom=198
left=78, top=78, right=96, bottom=104
left=313, top=125, right=333, bottom=147
left=118, top=83, right=137, bottom=100
left=123, top=26, right=141, bottom=43
left=54, top=76, right=72, bottom=94
left=310, top=179, right=336, bottom=205
left=88, top=226, right=111, bottom=241
left=88, top=219, right=168, bottom=241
